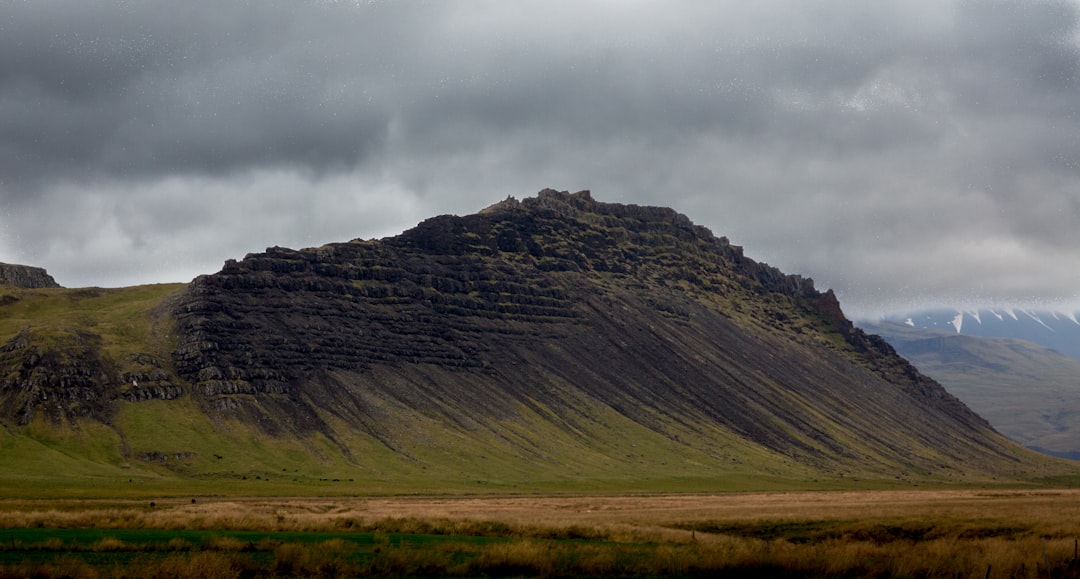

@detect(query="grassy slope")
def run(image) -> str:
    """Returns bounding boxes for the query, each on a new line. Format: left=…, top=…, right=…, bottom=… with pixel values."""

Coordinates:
left=0, top=284, right=184, bottom=372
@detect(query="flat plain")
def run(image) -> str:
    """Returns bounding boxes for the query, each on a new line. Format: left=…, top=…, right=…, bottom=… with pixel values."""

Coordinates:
left=4, top=489, right=1080, bottom=577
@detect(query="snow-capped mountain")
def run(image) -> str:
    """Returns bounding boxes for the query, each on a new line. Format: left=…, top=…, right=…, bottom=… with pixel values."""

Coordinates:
left=879, top=308, right=1080, bottom=363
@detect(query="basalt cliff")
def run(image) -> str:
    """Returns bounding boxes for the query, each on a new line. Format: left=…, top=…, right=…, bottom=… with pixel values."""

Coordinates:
left=0, top=190, right=1066, bottom=491
left=0, top=263, right=60, bottom=289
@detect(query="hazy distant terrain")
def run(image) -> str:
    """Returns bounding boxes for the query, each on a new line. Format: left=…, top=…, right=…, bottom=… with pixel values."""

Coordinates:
left=864, top=320, right=1080, bottom=459
left=880, top=308, right=1080, bottom=362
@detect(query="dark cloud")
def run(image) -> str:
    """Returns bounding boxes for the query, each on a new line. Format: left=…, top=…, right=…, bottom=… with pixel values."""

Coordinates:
left=2, top=0, right=1080, bottom=318
left=0, top=0, right=403, bottom=189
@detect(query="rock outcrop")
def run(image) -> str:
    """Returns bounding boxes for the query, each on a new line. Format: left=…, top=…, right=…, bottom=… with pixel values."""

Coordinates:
left=0, top=329, right=113, bottom=425
left=0, top=263, right=61, bottom=289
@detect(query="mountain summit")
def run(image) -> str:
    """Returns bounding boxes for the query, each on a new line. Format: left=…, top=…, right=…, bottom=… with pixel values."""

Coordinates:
left=0, top=190, right=1066, bottom=490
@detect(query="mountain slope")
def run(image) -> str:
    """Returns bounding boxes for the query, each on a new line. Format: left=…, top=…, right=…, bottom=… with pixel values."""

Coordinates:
left=863, top=321, right=1080, bottom=459
left=0, top=190, right=1072, bottom=493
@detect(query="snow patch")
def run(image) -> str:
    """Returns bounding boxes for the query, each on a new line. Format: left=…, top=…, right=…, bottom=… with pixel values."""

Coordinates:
left=989, top=310, right=1004, bottom=321
left=1063, top=311, right=1080, bottom=325
left=1022, top=310, right=1055, bottom=332
left=904, top=317, right=915, bottom=327
left=1004, top=308, right=1019, bottom=320
left=950, top=312, right=964, bottom=333
left=968, top=310, right=982, bottom=325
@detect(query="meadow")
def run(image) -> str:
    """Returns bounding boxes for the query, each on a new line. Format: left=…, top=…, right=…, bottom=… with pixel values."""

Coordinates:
left=3, top=490, right=1080, bottom=577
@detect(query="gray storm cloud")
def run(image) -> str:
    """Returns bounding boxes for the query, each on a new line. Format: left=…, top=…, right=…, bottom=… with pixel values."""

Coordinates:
left=2, top=0, right=1079, bottom=318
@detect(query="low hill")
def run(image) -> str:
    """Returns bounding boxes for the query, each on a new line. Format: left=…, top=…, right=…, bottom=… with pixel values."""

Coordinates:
left=0, top=190, right=1072, bottom=495
left=863, top=321, right=1080, bottom=460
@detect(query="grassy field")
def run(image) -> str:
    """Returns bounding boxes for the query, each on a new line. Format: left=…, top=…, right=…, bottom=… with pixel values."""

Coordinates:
left=3, top=490, right=1080, bottom=577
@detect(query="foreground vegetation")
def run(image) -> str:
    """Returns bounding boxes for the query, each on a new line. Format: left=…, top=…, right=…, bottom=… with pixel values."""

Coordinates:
left=4, top=490, right=1080, bottom=577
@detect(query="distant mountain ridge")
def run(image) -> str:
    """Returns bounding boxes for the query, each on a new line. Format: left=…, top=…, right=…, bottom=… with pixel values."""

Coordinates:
left=862, top=320, right=1080, bottom=459
left=0, top=189, right=1070, bottom=491
left=882, top=308, right=1080, bottom=362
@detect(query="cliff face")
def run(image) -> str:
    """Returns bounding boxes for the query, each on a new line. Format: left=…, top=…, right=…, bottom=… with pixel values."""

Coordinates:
left=0, top=263, right=61, bottom=289
left=167, top=189, right=1017, bottom=477
left=0, top=329, right=112, bottom=425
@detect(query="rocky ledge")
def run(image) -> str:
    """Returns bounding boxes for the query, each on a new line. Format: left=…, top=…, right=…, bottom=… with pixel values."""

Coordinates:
left=0, top=263, right=61, bottom=289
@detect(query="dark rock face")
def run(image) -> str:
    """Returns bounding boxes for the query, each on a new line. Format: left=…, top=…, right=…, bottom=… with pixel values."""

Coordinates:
left=0, top=263, right=61, bottom=289
left=170, top=189, right=1008, bottom=472
left=0, top=328, right=181, bottom=426
left=0, top=329, right=113, bottom=425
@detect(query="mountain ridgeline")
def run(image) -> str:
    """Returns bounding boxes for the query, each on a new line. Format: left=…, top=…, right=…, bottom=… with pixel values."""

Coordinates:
left=0, top=190, right=1066, bottom=490
left=881, top=309, right=1080, bottom=362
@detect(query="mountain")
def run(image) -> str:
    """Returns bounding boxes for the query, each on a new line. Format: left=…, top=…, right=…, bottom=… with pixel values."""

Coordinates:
left=882, top=308, right=1080, bottom=362
left=0, top=190, right=1071, bottom=493
left=862, top=321, right=1080, bottom=460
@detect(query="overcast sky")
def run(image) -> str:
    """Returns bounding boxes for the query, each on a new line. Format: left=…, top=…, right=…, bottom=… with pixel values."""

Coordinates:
left=3, top=0, right=1080, bottom=319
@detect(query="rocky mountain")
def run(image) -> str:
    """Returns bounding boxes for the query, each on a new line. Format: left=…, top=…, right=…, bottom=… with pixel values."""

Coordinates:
left=0, top=263, right=61, bottom=289
left=0, top=190, right=1071, bottom=491
left=862, top=320, right=1080, bottom=460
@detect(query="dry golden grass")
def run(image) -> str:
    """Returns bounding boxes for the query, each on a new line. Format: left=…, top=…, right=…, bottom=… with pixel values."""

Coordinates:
left=4, top=488, right=1079, bottom=535
left=4, top=489, right=1080, bottom=577
left=124, top=551, right=243, bottom=579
